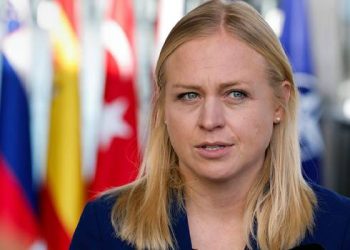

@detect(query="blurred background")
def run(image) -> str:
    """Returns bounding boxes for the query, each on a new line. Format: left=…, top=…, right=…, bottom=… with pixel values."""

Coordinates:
left=0, top=0, right=349, bottom=249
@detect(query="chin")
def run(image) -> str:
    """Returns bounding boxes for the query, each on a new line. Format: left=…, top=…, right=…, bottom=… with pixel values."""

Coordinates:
left=179, top=160, right=250, bottom=184
left=194, top=168, right=241, bottom=184
left=202, top=174, right=238, bottom=184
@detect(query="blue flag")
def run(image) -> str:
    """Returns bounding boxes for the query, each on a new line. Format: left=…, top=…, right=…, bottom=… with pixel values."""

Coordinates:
left=0, top=0, right=39, bottom=246
left=280, top=0, right=323, bottom=184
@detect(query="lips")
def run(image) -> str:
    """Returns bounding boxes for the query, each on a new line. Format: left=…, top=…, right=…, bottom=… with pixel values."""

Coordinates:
left=195, top=141, right=234, bottom=149
left=201, top=145, right=225, bottom=150
left=194, top=141, right=234, bottom=158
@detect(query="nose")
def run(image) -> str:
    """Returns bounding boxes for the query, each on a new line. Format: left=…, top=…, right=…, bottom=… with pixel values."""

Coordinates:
left=198, top=97, right=225, bottom=131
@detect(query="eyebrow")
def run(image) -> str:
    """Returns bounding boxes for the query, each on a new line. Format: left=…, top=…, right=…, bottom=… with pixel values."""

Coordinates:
left=171, top=81, right=246, bottom=90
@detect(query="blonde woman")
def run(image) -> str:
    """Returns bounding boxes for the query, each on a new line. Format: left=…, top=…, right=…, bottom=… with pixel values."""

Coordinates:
left=71, top=1, right=350, bottom=249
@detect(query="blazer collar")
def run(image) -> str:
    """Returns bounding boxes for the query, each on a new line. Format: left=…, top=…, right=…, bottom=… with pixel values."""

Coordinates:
left=168, top=199, right=260, bottom=250
left=169, top=199, right=193, bottom=250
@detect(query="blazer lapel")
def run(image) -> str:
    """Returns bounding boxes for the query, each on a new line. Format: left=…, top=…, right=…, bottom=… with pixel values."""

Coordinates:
left=169, top=200, right=193, bottom=250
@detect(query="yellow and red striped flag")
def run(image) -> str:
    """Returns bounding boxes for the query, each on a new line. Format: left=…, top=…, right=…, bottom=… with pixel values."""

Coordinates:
left=40, top=0, right=84, bottom=249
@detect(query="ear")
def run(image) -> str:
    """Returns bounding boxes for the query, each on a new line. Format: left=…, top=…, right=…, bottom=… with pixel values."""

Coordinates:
left=274, top=81, right=291, bottom=123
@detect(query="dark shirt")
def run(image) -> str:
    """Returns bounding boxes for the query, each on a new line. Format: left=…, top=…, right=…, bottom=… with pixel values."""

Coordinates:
left=70, top=184, right=350, bottom=249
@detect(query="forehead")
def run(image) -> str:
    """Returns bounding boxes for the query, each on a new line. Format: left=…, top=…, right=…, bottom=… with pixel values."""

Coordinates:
left=164, top=32, right=269, bottom=87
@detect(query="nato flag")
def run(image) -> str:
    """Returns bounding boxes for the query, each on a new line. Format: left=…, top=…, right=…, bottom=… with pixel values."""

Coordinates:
left=280, top=0, right=323, bottom=184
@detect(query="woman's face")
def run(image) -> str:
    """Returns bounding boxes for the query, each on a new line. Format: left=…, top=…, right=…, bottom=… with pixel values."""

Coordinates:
left=164, top=32, right=282, bottom=184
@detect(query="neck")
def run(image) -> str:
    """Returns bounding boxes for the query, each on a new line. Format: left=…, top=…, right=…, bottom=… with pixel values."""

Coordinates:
left=184, top=174, right=258, bottom=219
left=184, top=174, right=255, bottom=250
left=187, top=186, right=242, bottom=219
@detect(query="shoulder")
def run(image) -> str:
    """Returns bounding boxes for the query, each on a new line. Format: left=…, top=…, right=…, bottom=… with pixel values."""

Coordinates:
left=312, top=184, right=350, bottom=223
left=311, top=184, right=350, bottom=212
left=300, top=184, right=350, bottom=250
left=70, top=192, right=134, bottom=250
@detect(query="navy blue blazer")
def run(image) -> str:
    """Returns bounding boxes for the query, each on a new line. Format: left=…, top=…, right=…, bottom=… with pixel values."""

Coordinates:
left=70, top=184, right=350, bottom=249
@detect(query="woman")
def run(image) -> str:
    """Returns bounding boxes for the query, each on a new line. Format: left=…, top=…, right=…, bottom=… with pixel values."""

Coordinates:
left=70, top=1, right=350, bottom=249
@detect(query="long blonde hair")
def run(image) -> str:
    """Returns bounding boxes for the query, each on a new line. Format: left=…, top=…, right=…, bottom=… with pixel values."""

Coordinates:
left=109, top=1, right=316, bottom=249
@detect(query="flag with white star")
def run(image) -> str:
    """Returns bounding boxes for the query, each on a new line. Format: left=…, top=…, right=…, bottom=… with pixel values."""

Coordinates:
left=90, top=0, right=139, bottom=195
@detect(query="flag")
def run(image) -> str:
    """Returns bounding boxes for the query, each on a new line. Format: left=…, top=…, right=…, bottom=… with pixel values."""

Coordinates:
left=280, top=0, right=323, bottom=184
left=40, top=0, right=84, bottom=249
left=0, top=1, right=39, bottom=248
left=90, top=0, right=139, bottom=194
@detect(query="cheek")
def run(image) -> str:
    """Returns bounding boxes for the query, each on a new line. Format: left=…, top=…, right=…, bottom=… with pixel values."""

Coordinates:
left=164, top=105, right=190, bottom=148
left=237, top=108, right=274, bottom=147
left=254, top=121, right=273, bottom=148
left=165, top=121, right=192, bottom=162
left=252, top=112, right=274, bottom=147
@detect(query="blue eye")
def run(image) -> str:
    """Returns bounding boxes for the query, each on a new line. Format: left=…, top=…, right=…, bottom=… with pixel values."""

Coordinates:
left=178, top=92, right=199, bottom=101
left=228, top=90, right=246, bottom=99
